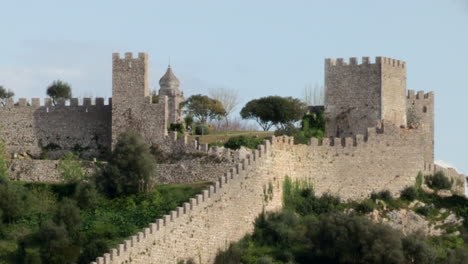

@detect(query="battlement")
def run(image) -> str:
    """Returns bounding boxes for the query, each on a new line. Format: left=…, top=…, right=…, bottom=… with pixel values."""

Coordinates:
left=0, top=97, right=112, bottom=108
left=112, top=52, right=148, bottom=61
left=325, top=56, right=405, bottom=68
left=407, top=90, right=434, bottom=100
left=91, top=138, right=272, bottom=264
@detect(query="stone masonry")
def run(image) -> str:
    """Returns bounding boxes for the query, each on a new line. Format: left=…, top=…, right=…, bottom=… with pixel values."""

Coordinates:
left=0, top=53, right=463, bottom=264
left=0, top=52, right=184, bottom=159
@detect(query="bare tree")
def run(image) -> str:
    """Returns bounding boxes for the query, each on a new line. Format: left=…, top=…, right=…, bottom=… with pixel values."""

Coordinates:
left=208, top=87, right=240, bottom=128
left=302, top=83, right=324, bottom=106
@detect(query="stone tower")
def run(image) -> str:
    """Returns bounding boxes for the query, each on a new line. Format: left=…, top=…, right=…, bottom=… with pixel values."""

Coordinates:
left=159, top=65, right=184, bottom=124
left=324, top=57, right=407, bottom=137
left=111, top=52, right=168, bottom=147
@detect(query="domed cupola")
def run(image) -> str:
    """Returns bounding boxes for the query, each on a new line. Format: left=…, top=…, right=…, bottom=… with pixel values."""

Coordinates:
left=159, top=65, right=180, bottom=90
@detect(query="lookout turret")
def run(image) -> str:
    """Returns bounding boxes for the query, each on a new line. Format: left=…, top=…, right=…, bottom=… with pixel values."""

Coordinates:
left=159, top=65, right=184, bottom=124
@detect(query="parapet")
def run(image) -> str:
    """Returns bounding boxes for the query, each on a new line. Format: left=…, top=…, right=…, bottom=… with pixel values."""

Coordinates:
left=92, top=137, right=273, bottom=264
left=325, top=56, right=406, bottom=68
left=407, top=90, right=433, bottom=100
left=112, top=52, right=148, bottom=62
left=0, top=98, right=112, bottom=108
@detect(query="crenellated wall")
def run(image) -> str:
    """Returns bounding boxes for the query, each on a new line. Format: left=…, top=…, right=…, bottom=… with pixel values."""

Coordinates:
left=92, top=139, right=287, bottom=264
left=0, top=98, right=112, bottom=159
left=92, top=124, right=441, bottom=264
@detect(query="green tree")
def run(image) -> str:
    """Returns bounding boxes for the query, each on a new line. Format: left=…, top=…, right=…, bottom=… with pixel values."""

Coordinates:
left=181, top=94, right=226, bottom=124
left=96, top=131, right=155, bottom=197
left=0, top=86, right=14, bottom=106
left=54, top=198, right=81, bottom=237
left=77, top=240, right=109, bottom=264
left=46, top=80, right=72, bottom=105
left=59, top=152, right=87, bottom=183
left=425, top=171, right=453, bottom=190
left=73, top=182, right=99, bottom=209
left=0, top=183, right=28, bottom=223
left=38, top=222, right=78, bottom=264
left=240, top=96, right=307, bottom=131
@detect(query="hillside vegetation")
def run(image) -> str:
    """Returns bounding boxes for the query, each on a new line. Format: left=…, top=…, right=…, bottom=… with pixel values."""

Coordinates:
left=0, top=135, right=209, bottom=264
left=215, top=176, right=468, bottom=264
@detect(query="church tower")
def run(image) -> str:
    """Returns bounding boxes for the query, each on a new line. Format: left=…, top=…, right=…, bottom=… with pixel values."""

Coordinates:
left=159, top=65, right=184, bottom=124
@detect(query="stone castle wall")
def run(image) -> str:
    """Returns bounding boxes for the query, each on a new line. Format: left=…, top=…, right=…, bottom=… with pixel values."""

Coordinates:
left=7, top=159, right=98, bottom=182
left=433, top=164, right=466, bottom=195
left=406, top=90, right=434, bottom=163
left=0, top=98, right=112, bottom=159
left=92, top=125, right=440, bottom=264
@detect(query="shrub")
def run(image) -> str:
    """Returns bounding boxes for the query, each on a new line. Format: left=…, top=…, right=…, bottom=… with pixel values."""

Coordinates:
left=194, top=124, right=210, bottom=135
left=169, top=123, right=185, bottom=133
left=96, top=131, right=155, bottom=197
left=74, top=183, right=99, bottom=209
left=371, top=190, right=392, bottom=201
left=54, top=198, right=81, bottom=237
left=0, top=183, right=28, bottom=222
left=224, top=135, right=264, bottom=150
left=309, top=213, right=405, bottom=264
left=355, top=199, right=376, bottom=214
left=59, top=152, right=87, bottom=183
left=184, top=115, right=194, bottom=128
left=38, top=222, right=78, bottom=264
left=77, top=240, right=109, bottom=264
left=425, top=172, right=453, bottom=190
left=415, top=206, right=430, bottom=216
left=401, top=186, right=418, bottom=201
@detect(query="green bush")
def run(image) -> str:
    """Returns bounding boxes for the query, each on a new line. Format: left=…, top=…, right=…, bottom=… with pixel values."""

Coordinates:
left=59, top=152, right=87, bottom=183
left=425, top=172, right=453, bottom=190
left=54, top=198, right=81, bottom=237
left=283, top=176, right=339, bottom=216
left=355, top=199, right=376, bottom=214
left=169, top=123, right=185, bottom=133
left=77, top=240, right=108, bottom=264
left=38, top=221, right=78, bottom=264
left=401, top=186, right=418, bottom=201
left=415, top=206, right=430, bottom=216
left=184, top=115, right=194, bottom=128
left=73, top=183, right=99, bottom=210
left=371, top=190, right=392, bottom=201
left=194, top=124, right=210, bottom=135
left=274, top=111, right=325, bottom=145
left=96, top=131, right=155, bottom=197
left=0, top=183, right=28, bottom=223
left=224, top=135, right=264, bottom=150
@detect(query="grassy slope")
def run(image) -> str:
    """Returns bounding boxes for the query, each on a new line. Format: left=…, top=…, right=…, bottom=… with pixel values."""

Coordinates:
left=189, top=131, right=274, bottom=144
left=0, top=182, right=209, bottom=264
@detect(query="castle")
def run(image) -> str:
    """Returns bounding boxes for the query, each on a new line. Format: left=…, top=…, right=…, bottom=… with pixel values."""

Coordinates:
left=0, top=52, right=184, bottom=160
left=1, top=53, right=465, bottom=264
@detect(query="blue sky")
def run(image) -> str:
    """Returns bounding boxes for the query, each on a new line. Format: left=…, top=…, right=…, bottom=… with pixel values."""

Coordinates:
left=0, top=0, right=467, bottom=173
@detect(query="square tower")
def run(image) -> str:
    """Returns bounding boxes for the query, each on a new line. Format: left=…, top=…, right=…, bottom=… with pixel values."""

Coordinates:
left=112, top=52, right=149, bottom=103
left=324, top=57, right=407, bottom=137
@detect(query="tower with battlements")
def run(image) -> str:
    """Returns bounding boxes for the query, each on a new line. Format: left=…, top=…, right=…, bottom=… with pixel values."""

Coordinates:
left=324, top=57, right=407, bottom=138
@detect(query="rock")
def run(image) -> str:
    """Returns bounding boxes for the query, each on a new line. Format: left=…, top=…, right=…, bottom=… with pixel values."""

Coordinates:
left=444, top=214, right=463, bottom=226
left=376, top=209, right=443, bottom=236
left=409, top=200, right=426, bottom=208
